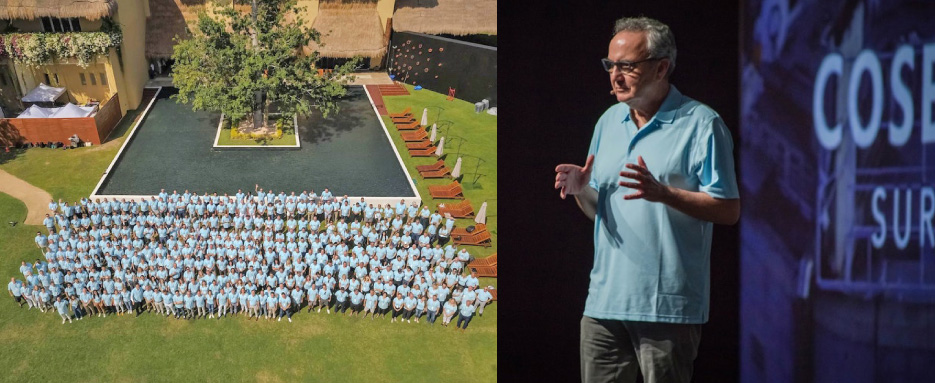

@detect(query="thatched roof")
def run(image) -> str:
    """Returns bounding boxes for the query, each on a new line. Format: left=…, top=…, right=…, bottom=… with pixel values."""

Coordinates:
left=393, top=0, right=496, bottom=36
left=146, top=0, right=206, bottom=59
left=0, top=0, right=116, bottom=20
left=309, top=6, right=386, bottom=59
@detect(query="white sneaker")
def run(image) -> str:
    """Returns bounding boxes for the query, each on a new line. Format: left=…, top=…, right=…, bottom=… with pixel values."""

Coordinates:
left=327, top=308, right=330, bottom=314
left=317, top=308, right=321, bottom=313
left=408, top=319, right=411, bottom=323
left=68, top=319, right=73, bottom=323
left=288, top=318, right=292, bottom=323
left=278, top=317, right=281, bottom=322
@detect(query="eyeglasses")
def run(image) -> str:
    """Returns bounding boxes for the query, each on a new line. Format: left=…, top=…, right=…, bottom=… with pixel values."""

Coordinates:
left=601, top=57, right=664, bottom=73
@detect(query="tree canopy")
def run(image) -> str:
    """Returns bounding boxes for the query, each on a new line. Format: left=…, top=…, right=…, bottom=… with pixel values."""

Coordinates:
left=171, top=0, right=359, bottom=125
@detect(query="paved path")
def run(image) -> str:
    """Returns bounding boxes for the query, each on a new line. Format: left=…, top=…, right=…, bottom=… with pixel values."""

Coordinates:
left=0, top=169, right=52, bottom=225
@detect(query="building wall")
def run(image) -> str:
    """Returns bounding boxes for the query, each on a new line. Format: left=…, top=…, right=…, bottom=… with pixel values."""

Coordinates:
left=376, top=0, right=394, bottom=31
left=116, top=0, right=149, bottom=111
left=26, top=62, right=113, bottom=105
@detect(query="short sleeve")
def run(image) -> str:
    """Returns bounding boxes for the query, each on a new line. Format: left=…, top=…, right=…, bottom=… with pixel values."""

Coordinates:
left=587, top=108, right=613, bottom=190
left=693, top=116, right=740, bottom=199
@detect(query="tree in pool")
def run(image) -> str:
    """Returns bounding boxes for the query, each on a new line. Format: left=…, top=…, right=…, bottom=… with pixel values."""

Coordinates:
left=171, top=0, right=360, bottom=132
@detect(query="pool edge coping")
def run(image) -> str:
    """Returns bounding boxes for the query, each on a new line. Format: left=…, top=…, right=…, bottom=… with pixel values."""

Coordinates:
left=89, top=85, right=422, bottom=207
left=90, top=86, right=163, bottom=198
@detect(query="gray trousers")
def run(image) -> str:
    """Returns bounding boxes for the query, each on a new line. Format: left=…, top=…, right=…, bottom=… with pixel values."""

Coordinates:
left=580, top=316, right=701, bottom=383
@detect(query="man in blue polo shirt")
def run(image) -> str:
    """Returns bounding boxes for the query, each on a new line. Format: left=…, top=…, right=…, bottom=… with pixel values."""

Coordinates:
left=553, top=17, right=739, bottom=383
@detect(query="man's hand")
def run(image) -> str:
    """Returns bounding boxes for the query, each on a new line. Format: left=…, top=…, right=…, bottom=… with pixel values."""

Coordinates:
left=554, top=155, right=595, bottom=199
left=618, top=156, right=672, bottom=203
left=619, top=156, right=740, bottom=224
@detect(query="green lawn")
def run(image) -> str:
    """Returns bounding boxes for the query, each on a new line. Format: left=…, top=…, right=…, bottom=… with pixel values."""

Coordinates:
left=0, top=85, right=498, bottom=382
left=381, top=84, right=498, bottom=269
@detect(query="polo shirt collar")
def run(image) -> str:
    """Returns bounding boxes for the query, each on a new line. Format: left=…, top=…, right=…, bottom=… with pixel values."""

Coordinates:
left=621, top=84, right=681, bottom=124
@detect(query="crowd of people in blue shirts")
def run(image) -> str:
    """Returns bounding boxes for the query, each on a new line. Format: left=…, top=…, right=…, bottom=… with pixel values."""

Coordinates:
left=6, top=186, right=494, bottom=332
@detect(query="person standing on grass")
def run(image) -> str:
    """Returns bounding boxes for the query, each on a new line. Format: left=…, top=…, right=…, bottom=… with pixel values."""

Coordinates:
left=69, top=294, right=82, bottom=320
left=391, top=292, right=405, bottom=323
left=79, top=288, right=93, bottom=318
left=364, top=290, right=378, bottom=320
left=456, top=299, right=476, bottom=332
left=132, top=284, right=144, bottom=317
left=172, top=290, right=184, bottom=319
left=334, top=286, right=349, bottom=315
left=247, top=290, right=259, bottom=320
left=475, top=287, right=493, bottom=317
left=442, top=298, right=458, bottom=327
left=414, top=296, right=426, bottom=323
left=8, top=278, right=24, bottom=308
left=318, top=286, right=332, bottom=314
left=349, top=288, right=364, bottom=317
left=426, top=295, right=441, bottom=325
left=278, top=292, right=293, bottom=323
left=377, top=292, right=391, bottom=319
left=51, top=295, right=69, bottom=324
left=183, top=291, right=195, bottom=319
left=403, top=292, right=417, bottom=323
left=266, top=291, right=278, bottom=320
left=216, top=288, right=228, bottom=319
left=196, top=290, right=207, bottom=319
left=204, top=289, right=215, bottom=318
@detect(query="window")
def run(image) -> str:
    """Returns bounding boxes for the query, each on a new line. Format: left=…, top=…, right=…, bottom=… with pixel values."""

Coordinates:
left=40, top=17, right=80, bottom=32
left=99, top=73, right=107, bottom=86
left=89, top=73, right=96, bottom=85
left=79, top=73, right=86, bottom=85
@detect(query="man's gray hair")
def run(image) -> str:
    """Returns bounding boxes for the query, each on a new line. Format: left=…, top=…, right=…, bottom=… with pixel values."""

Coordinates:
left=613, top=17, right=677, bottom=77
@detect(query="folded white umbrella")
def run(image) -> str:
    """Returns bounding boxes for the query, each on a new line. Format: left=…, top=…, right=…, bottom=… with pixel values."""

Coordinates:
left=474, top=201, right=487, bottom=225
left=435, top=136, right=445, bottom=157
left=452, top=157, right=463, bottom=179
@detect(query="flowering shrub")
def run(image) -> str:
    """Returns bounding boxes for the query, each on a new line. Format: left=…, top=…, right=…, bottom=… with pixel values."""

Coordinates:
left=0, top=27, right=122, bottom=67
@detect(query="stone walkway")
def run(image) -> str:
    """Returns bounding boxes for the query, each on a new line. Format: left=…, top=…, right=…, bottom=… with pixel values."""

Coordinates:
left=0, top=169, right=52, bottom=225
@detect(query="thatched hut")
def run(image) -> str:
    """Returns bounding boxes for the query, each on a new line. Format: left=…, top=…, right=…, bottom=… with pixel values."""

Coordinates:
left=308, top=3, right=386, bottom=69
left=0, top=0, right=117, bottom=20
left=392, top=0, right=497, bottom=36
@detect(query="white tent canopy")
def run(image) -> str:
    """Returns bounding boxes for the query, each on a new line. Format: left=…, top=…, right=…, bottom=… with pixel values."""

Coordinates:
left=22, top=83, right=66, bottom=103
left=17, top=104, right=51, bottom=118
left=50, top=103, right=94, bottom=118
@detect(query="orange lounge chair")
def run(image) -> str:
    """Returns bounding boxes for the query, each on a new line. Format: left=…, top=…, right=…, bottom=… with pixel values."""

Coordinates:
left=469, top=253, right=497, bottom=268
left=389, top=107, right=411, bottom=119
left=452, top=223, right=486, bottom=238
left=401, top=130, right=428, bottom=142
left=453, top=227, right=492, bottom=247
left=408, top=146, right=438, bottom=157
left=438, top=199, right=474, bottom=218
left=428, top=181, right=464, bottom=199
left=416, top=160, right=446, bottom=172
left=420, top=167, right=452, bottom=179
left=395, top=121, right=422, bottom=130
left=406, top=140, right=434, bottom=149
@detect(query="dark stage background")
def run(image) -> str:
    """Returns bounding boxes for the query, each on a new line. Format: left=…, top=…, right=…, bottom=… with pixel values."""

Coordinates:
left=499, top=1, right=741, bottom=382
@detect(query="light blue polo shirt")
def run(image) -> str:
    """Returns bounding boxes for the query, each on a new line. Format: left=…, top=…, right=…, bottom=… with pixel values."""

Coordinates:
left=584, top=85, right=738, bottom=324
